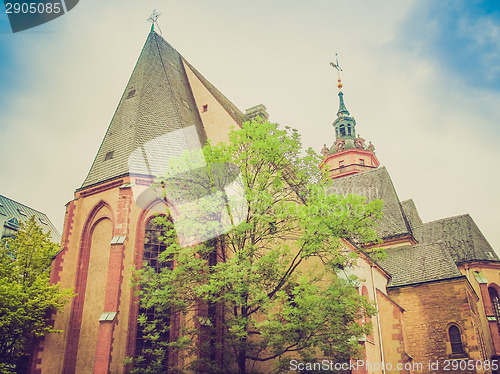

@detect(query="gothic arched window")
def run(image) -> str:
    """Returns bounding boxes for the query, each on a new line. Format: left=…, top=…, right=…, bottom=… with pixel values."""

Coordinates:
left=489, top=287, right=500, bottom=333
left=448, top=325, right=464, bottom=354
left=135, top=217, right=173, bottom=368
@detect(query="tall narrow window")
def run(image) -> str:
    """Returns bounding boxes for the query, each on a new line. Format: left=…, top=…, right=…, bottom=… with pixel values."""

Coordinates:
left=135, top=217, right=173, bottom=368
left=340, top=125, right=346, bottom=136
left=448, top=325, right=464, bottom=354
left=490, top=287, right=500, bottom=333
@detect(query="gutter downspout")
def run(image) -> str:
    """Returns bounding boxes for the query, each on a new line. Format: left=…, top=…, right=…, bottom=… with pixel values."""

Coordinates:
left=371, top=264, right=386, bottom=374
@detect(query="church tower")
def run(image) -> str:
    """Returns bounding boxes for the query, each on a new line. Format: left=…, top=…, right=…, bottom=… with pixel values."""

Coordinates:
left=31, top=29, right=246, bottom=374
left=320, top=70, right=379, bottom=180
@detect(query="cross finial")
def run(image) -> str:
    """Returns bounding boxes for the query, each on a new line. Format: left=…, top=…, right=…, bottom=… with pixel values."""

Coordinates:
left=147, top=10, right=162, bottom=34
left=330, top=53, right=344, bottom=91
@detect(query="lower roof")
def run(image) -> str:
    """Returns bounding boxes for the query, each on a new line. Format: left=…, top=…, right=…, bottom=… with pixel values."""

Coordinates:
left=327, top=166, right=499, bottom=287
left=379, top=243, right=464, bottom=288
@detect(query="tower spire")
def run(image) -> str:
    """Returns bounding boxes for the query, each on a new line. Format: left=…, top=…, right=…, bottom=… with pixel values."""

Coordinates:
left=320, top=55, right=379, bottom=179
left=337, top=91, right=350, bottom=117
left=330, top=54, right=350, bottom=117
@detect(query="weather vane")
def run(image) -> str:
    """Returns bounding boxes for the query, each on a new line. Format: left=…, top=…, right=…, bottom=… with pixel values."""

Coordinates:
left=330, top=53, right=343, bottom=90
left=147, top=9, right=162, bottom=35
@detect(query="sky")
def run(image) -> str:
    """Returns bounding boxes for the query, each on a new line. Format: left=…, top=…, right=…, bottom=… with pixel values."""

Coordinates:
left=0, top=0, right=499, bottom=251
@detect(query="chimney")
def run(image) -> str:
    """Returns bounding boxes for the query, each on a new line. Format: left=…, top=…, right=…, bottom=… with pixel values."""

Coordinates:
left=245, top=104, right=269, bottom=122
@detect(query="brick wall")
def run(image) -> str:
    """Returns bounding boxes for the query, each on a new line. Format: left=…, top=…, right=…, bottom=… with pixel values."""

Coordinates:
left=388, top=278, right=488, bottom=374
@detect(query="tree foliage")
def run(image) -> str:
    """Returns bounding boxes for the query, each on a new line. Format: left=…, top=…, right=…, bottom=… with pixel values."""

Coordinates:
left=0, top=216, right=74, bottom=373
left=132, top=120, right=384, bottom=373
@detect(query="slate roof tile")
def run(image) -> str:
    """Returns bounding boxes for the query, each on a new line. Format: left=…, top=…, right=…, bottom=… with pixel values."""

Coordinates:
left=413, top=214, right=499, bottom=264
left=379, top=243, right=463, bottom=288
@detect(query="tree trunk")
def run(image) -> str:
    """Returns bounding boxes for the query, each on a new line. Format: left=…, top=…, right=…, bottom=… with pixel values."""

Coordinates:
left=237, top=346, right=246, bottom=374
left=237, top=304, right=248, bottom=374
left=208, top=243, right=218, bottom=371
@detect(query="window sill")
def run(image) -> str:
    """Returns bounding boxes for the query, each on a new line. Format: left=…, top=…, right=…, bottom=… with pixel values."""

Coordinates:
left=448, top=353, right=469, bottom=360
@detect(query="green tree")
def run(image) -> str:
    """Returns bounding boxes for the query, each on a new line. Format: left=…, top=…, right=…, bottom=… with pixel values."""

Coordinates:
left=132, top=120, right=383, bottom=373
left=0, top=216, right=74, bottom=374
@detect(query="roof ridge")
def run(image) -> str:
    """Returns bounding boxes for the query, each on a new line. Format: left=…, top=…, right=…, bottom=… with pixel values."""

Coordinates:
left=400, top=198, right=414, bottom=204
left=415, top=213, right=471, bottom=228
left=150, top=32, right=187, bottom=149
left=0, top=194, right=50, bottom=217
left=78, top=31, right=156, bottom=190
left=345, top=165, right=387, bottom=181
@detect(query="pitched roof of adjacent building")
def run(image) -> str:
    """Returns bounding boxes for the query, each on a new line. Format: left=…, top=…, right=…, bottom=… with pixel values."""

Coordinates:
left=0, top=194, right=61, bottom=243
left=413, top=214, right=499, bottom=265
left=378, top=214, right=499, bottom=288
left=80, top=31, right=246, bottom=190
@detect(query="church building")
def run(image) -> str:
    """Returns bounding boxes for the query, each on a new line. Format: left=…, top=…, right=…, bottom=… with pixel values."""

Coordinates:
left=30, top=28, right=249, bottom=374
left=30, top=27, right=500, bottom=374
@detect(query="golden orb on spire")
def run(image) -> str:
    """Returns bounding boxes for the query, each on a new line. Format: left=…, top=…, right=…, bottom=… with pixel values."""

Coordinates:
left=331, top=55, right=343, bottom=90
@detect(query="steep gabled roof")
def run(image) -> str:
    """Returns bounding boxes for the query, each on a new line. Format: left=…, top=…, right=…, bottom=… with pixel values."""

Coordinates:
left=413, top=214, right=499, bottom=264
left=80, top=31, right=212, bottom=189
left=327, top=166, right=411, bottom=239
left=0, top=194, right=61, bottom=243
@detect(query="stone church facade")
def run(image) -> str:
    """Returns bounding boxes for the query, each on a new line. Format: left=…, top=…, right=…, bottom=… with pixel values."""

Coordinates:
left=29, top=30, right=500, bottom=374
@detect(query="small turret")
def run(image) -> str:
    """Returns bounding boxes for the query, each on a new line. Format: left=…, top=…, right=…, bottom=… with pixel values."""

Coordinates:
left=333, top=90, right=356, bottom=140
left=319, top=56, right=379, bottom=179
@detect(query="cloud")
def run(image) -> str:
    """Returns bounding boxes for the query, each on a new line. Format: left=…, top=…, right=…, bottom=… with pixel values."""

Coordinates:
left=400, top=0, right=500, bottom=90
